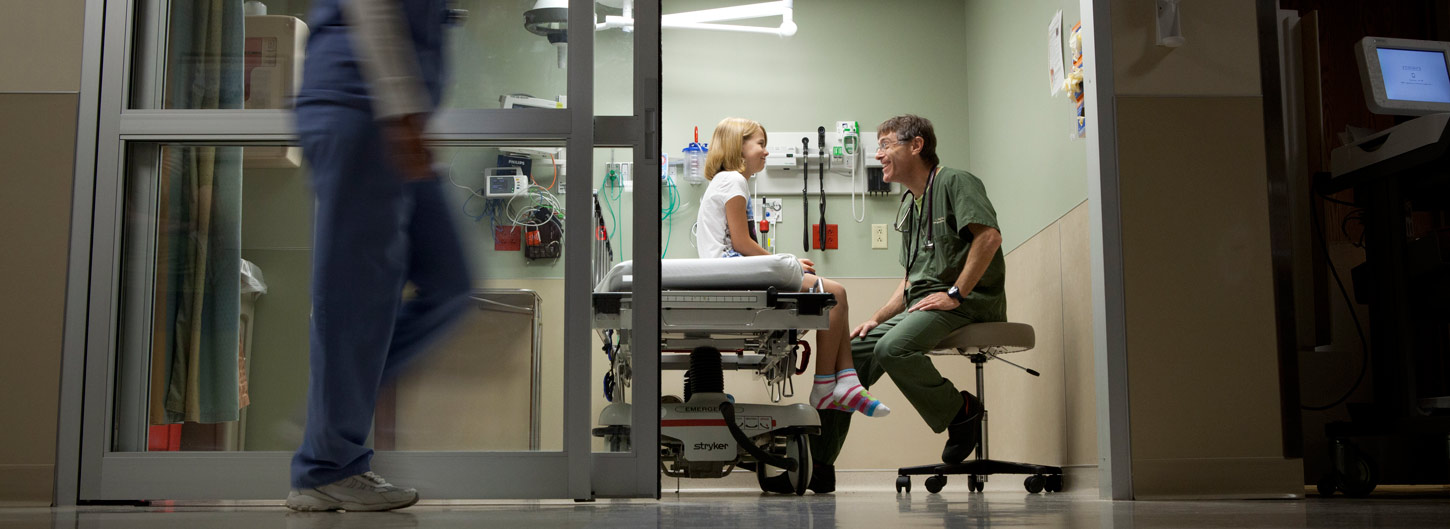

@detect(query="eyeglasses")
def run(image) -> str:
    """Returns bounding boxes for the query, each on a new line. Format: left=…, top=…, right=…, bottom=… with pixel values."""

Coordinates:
left=878, top=137, right=912, bottom=151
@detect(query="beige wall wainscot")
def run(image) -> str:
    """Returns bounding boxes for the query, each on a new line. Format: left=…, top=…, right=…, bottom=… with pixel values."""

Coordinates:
left=0, top=0, right=86, bottom=507
left=1108, top=0, right=1303, bottom=499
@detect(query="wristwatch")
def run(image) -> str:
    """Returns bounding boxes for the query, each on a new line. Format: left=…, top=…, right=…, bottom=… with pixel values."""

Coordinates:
left=946, top=286, right=964, bottom=302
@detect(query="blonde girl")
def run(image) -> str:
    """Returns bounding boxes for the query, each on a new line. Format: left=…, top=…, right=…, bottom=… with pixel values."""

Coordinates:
left=694, top=117, right=889, bottom=418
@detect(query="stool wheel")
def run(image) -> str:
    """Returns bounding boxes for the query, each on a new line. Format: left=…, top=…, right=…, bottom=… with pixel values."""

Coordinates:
left=925, top=475, right=947, bottom=494
left=895, top=475, right=911, bottom=494
left=1045, top=474, right=1064, bottom=493
left=1024, top=475, right=1046, bottom=494
left=1316, top=474, right=1337, bottom=497
left=968, top=475, right=984, bottom=492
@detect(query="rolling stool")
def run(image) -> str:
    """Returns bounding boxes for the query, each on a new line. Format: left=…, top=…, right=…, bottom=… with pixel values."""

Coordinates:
left=894, top=322, right=1065, bottom=494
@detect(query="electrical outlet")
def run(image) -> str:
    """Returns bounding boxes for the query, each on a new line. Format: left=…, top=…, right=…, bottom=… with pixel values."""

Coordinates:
left=811, top=224, right=839, bottom=250
left=495, top=226, right=522, bottom=251
left=871, top=224, right=888, bottom=249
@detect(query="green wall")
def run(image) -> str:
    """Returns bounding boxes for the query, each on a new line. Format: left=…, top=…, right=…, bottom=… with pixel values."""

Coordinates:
left=656, top=0, right=970, bottom=278
left=442, top=0, right=989, bottom=280
left=963, top=0, right=1089, bottom=250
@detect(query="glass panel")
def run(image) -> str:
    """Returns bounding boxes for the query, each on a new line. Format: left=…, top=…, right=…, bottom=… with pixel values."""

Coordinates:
left=133, top=0, right=581, bottom=111
left=591, top=147, right=635, bottom=453
left=113, top=142, right=567, bottom=453
left=594, top=2, right=634, bottom=116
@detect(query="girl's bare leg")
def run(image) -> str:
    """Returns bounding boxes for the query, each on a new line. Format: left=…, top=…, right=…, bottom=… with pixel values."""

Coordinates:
left=803, top=275, right=889, bottom=416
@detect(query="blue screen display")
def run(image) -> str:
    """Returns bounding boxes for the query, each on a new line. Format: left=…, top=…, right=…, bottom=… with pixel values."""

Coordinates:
left=1378, top=48, right=1450, bottom=103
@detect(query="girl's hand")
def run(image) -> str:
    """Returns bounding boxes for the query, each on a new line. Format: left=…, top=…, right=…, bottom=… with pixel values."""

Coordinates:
left=797, top=258, right=816, bottom=275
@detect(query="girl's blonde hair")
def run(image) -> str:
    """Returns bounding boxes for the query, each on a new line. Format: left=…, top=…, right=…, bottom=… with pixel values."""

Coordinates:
left=704, top=117, right=766, bottom=180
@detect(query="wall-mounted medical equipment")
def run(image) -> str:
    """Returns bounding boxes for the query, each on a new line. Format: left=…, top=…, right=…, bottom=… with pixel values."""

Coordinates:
left=755, top=129, right=888, bottom=196
left=485, top=167, right=530, bottom=198
left=1355, top=36, right=1450, bottom=116
left=835, top=121, right=860, bottom=170
left=243, top=14, right=308, bottom=168
left=523, top=208, right=564, bottom=260
left=681, top=128, right=709, bottom=185
left=1155, top=0, right=1184, bottom=48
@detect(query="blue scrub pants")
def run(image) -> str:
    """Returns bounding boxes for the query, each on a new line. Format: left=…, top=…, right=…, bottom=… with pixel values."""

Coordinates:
left=290, top=103, right=472, bottom=489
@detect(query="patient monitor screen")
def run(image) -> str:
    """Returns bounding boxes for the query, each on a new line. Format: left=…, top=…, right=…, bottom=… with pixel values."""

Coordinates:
left=1376, top=48, right=1450, bottom=103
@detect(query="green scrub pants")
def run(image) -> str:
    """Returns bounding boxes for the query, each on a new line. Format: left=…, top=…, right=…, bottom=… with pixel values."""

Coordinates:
left=810, top=304, right=982, bottom=465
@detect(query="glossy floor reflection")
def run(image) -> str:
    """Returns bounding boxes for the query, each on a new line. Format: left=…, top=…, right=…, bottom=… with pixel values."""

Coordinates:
left=8, top=489, right=1450, bottom=528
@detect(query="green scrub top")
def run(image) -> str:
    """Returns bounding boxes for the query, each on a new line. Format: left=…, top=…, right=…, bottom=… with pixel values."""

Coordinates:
left=897, top=167, right=1007, bottom=322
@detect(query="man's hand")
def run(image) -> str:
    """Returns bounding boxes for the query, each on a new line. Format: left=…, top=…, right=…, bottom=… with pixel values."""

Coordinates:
left=798, top=258, right=816, bottom=275
left=850, top=320, right=880, bottom=340
left=382, top=113, right=433, bottom=181
left=907, top=292, right=961, bottom=313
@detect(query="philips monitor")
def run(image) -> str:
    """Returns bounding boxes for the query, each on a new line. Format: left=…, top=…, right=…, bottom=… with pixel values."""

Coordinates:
left=1357, top=36, right=1450, bottom=116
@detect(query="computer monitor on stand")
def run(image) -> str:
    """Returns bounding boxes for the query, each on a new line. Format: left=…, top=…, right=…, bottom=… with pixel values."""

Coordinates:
left=1356, top=37, right=1450, bottom=116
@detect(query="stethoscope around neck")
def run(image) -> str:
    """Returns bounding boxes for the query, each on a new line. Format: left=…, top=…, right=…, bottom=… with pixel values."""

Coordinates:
left=895, top=166, right=940, bottom=253
left=895, top=166, right=940, bottom=300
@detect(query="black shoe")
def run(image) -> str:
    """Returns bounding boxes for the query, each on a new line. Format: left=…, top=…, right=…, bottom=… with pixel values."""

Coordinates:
left=942, top=391, right=984, bottom=464
left=808, top=463, right=835, bottom=494
left=758, top=472, right=795, bottom=494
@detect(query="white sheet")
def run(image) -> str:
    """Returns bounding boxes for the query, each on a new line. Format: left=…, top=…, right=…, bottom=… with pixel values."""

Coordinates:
left=595, top=254, right=804, bottom=292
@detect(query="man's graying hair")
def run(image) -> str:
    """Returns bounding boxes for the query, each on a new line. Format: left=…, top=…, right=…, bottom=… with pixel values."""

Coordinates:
left=877, top=114, right=939, bottom=167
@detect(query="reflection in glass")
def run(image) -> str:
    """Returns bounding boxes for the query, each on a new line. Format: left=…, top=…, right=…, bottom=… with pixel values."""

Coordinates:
left=145, top=0, right=584, bottom=110
left=118, top=144, right=569, bottom=453
left=160, top=1, right=310, bottom=110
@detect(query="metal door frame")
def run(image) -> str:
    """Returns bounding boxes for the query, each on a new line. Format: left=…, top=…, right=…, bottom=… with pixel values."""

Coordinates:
left=55, top=0, right=661, bottom=502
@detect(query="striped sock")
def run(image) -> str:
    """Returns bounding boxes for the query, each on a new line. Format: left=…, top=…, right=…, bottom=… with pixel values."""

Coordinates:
left=809, top=375, right=838, bottom=410
left=832, top=369, right=891, bottom=417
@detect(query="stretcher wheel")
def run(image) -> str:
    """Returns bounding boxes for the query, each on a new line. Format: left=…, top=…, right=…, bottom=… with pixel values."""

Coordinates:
left=968, top=475, right=984, bottom=492
left=1045, top=474, right=1063, bottom=493
left=895, top=475, right=911, bottom=494
left=1024, top=475, right=1046, bottom=494
left=925, top=475, right=947, bottom=494
left=1335, top=445, right=1378, bottom=498
left=1316, top=474, right=1337, bottom=497
left=755, top=434, right=812, bottom=495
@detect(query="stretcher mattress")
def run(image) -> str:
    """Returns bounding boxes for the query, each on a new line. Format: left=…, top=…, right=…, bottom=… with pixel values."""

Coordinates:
left=595, top=254, right=804, bottom=292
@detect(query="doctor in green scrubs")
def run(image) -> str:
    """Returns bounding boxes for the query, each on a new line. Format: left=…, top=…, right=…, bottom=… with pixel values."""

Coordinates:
left=808, top=114, right=1006, bottom=493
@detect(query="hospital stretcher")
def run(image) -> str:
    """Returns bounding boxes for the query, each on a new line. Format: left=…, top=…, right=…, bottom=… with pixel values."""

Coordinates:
left=591, top=255, right=831, bottom=495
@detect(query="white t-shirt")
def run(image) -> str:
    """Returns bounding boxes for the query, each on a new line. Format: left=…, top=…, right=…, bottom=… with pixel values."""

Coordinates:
left=696, top=171, right=751, bottom=258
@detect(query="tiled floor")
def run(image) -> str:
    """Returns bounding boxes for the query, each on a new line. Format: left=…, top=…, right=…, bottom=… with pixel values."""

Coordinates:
left=5, top=488, right=1450, bottom=529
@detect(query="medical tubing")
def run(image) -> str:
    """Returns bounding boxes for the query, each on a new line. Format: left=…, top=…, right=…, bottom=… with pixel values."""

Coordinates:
left=818, top=126, right=827, bottom=251
left=793, top=341, right=812, bottom=376
left=850, top=151, right=866, bottom=222
left=802, top=137, right=810, bottom=252
left=720, top=401, right=798, bottom=472
left=661, top=172, right=681, bottom=257
left=534, top=153, right=558, bottom=190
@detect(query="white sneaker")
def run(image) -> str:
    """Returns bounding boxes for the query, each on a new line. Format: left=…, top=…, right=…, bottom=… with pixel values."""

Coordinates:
left=285, top=471, right=420, bottom=512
